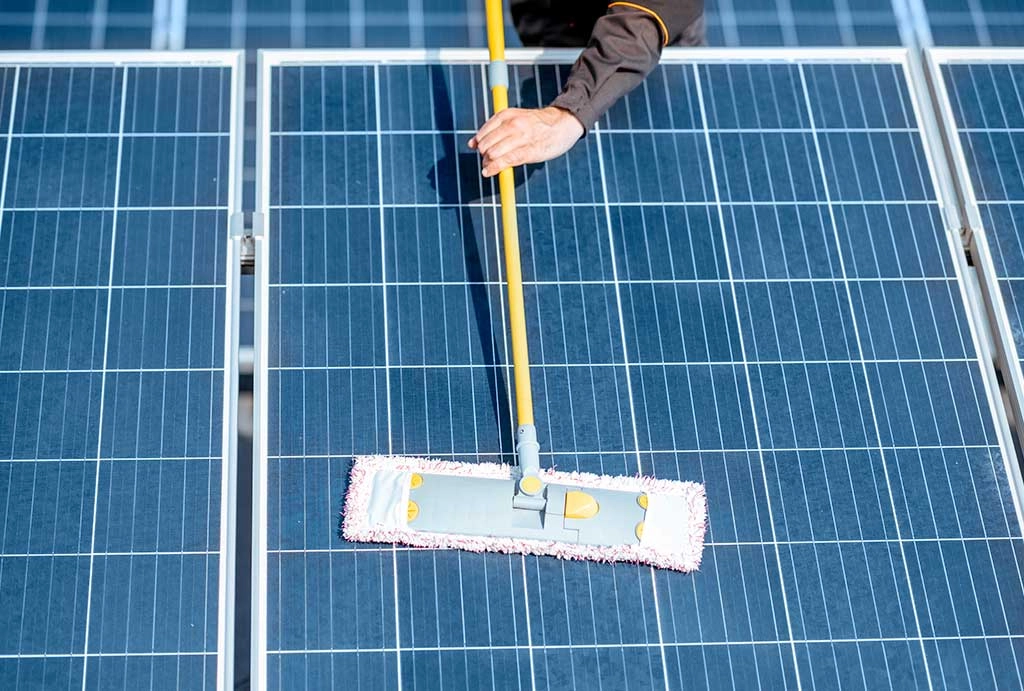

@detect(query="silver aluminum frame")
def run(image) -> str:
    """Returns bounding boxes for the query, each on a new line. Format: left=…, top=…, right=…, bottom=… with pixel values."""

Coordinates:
left=251, top=46, right=1024, bottom=689
left=221, top=48, right=246, bottom=691
left=0, top=49, right=242, bottom=67
left=253, top=48, right=272, bottom=691
left=0, top=50, right=245, bottom=691
left=926, top=47, right=1024, bottom=530
left=258, top=46, right=909, bottom=67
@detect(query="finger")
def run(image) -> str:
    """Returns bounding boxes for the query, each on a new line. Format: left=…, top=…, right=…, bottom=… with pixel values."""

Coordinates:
left=481, top=140, right=525, bottom=174
left=476, top=110, right=530, bottom=151
left=471, top=110, right=514, bottom=148
left=474, top=114, right=522, bottom=152
left=482, top=135, right=533, bottom=166
left=474, top=126, right=521, bottom=159
left=468, top=126, right=497, bottom=149
left=482, top=147, right=529, bottom=177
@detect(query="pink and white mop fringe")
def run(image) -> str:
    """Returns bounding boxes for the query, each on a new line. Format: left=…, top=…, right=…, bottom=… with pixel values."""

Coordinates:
left=342, top=455, right=707, bottom=572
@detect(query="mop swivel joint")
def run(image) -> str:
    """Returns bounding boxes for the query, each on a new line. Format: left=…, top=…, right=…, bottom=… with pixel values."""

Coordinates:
left=515, top=424, right=541, bottom=475
left=513, top=424, right=545, bottom=510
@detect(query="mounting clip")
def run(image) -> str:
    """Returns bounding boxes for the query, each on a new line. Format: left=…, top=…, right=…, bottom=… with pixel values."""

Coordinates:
left=959, top=224, right=974, bottom=254
left=233, top=211, right=264, bottom=274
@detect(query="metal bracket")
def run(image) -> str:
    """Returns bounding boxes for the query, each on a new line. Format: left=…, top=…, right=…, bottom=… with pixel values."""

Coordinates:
left=229, top=211, right=246, bottom=237
left=234, top=211, right=264, bottom=275
left=959, top=224, right=974, bottom=252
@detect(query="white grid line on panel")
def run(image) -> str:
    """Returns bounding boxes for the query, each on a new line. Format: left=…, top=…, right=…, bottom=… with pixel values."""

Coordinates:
left=372, top=61, right=404, bottom=690
left=80, top=66, right=129, bottom=688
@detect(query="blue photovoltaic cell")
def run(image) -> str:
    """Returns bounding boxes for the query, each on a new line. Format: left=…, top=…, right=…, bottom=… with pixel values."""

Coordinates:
left=924, top=0, right=1024, bottom=47
left=262, top=58, right=1024, bottom=689
left=0, top=0, right=154, bottom=50
left=0, top=63, right=232, bottom=689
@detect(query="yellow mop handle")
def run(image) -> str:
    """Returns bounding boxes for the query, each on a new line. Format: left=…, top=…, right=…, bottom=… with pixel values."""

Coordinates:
left=485, top=0, right=534, bottom=428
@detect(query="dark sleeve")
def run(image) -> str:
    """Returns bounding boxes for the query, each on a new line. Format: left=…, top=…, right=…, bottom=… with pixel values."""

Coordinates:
left=550, top=1, right=705, bottom=132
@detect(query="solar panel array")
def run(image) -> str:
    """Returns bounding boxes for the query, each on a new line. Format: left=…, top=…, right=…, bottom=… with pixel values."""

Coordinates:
left=4, top=0, right=1006, bottom=52
left=922, top=0, right=1024, bottom=46
left=254, top=52, right=1024, bottom=689
left=1, top=10, right=1023, bottom=691
left=7, top=1, right=1024, bottom=53
left=0, top=56, right=239, bottom=689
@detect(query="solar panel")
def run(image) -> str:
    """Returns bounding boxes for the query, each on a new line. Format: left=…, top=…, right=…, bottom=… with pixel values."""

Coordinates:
left=922, top=0, right=1024, bottom=46
left=253, top=48, right=1024, bottom=689
left=0, top=1, right=155, bottom=50
left=929, top=47, right=1024, bottom=533
left=0, top=52, right=242, bottom=689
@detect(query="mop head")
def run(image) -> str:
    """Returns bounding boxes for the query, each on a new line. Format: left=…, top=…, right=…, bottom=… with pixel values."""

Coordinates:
left=343, top=456, right=707, bottom=572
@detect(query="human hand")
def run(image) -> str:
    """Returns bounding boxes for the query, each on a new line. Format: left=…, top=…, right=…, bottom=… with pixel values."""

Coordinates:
left=468, top=106, right=585, bottom=177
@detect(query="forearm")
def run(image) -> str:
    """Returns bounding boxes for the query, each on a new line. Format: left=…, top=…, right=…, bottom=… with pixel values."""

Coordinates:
left=550, top=2, right=705, bottom=132
left=551, top=7, right=661, bottom=132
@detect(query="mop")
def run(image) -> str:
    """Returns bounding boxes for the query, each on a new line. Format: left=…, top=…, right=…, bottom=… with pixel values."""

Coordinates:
left=342, top=0, right=707, bottom=571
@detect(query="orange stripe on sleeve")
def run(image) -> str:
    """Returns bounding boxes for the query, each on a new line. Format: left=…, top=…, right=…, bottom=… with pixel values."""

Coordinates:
left=607, top=1, right=670, bottom=46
